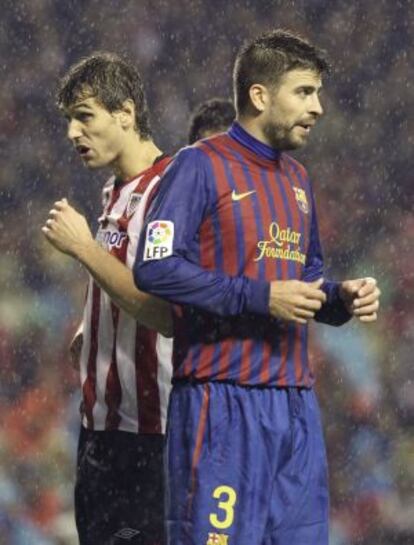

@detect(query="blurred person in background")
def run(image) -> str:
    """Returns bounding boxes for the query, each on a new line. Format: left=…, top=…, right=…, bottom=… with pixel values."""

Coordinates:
left=188, top=97, right=235, bottom=144
left=134, top=29, right=381, bottom=545
left=42, top=52, right=173, bottom=545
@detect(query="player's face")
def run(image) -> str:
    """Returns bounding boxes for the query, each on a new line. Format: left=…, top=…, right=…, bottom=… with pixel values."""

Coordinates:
left=64, top=96, right=126, bottom=169
left=263, top=69, right=323, bottom=150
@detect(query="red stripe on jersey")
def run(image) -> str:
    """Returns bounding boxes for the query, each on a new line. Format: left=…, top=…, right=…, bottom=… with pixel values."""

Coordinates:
left=135, top=326, right=161, bottom=433
left=105, top=303, right=122, bottom=429
left=196, top=345, right=216, bottom=381
left=239, top=339, right=254, bottom=383
left=82, top=283, right=100, bottom=428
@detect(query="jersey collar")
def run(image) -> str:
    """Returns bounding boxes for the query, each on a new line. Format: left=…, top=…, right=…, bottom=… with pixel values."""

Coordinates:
left=228, top=121, right=281, bottom=161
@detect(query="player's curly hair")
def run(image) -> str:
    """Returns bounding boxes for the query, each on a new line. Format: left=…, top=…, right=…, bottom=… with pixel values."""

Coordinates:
left=56, top=51, right=152, bottom=139
left=233, top=29, right=331, bottom=115
left=188, top=98, right=235, bottom=144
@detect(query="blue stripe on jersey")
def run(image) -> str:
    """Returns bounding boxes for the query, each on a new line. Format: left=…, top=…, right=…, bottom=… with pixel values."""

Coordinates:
left=274, top=169, right=297, bottom=385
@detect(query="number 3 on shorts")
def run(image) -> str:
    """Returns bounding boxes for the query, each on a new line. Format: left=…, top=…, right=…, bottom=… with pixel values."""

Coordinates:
left=209, top=485, right=237, bottom=529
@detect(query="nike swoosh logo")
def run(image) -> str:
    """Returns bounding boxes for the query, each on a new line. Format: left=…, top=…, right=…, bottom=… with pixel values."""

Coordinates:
left=231, top=189, right=256, bottom=201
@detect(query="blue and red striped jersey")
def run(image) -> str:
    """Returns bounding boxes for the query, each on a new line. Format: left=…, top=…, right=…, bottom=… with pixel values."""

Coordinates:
left=134, top=122, right=350, bottom=387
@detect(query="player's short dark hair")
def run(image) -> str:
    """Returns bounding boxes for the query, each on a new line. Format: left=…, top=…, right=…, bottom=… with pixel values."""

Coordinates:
left=56, top=51, right=152, bottom=139
left=233, top=29, right=330, bottom=114
left=188, top=98, right=236, bottom=144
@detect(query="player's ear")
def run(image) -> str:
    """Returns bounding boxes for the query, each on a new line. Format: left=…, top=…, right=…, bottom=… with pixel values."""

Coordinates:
left=248, top=84, right=268, bottom=113
left=118, top=99, right=135, bottom=130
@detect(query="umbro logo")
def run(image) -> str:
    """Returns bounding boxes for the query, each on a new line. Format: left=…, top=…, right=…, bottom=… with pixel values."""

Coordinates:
left=113, top=528, right=141, bottom=540
left=231, top=189, right=256, bottom=201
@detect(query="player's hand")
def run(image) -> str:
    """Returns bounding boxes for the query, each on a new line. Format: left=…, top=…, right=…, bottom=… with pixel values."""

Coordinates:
left=339, top=277, right=380, bottom=322
left=269, top=278, right=327, bottom=324
left=42, top=198, right=94, bottom=258
left=69, top=330, right=83, bottom=371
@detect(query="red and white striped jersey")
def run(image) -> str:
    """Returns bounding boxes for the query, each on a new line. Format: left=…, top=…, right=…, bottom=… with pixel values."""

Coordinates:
left=79, top=156, right=173, bottom=434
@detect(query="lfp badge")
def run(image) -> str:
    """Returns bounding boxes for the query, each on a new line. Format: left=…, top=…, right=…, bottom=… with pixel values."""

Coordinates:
left=144, top=220, right=174, bottom=260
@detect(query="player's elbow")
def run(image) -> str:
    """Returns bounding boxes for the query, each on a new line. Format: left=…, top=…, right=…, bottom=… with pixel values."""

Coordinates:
left=133, top=261, right=154, bottom=293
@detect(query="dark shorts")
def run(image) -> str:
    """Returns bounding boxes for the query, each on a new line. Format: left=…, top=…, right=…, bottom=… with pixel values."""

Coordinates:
left=166, top=382, right=329, bottom=545
left=75, top=427, right=165, bottom=545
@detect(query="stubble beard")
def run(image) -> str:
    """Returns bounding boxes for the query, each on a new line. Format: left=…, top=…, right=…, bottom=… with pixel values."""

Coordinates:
left=263, top=120, right=305, bottom=151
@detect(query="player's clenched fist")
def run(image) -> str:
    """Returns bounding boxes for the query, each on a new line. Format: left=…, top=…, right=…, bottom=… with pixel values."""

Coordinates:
left=269, top=278, right=327, bottom=324
left=42, top=198, right=94, bottom=258
left=339, top=277, right=380, bottom=322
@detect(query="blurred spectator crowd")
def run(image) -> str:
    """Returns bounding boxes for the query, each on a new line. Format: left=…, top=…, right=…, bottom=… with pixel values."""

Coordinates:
left=0, top=1, right=412, bottom=543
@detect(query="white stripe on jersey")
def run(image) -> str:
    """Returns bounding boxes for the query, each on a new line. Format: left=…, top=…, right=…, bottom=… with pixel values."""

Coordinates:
left=79, top=164, right=173, bottom=434
left=156, top=333, right=173, bottom=432
left=115, top=309, right=140, bottom=432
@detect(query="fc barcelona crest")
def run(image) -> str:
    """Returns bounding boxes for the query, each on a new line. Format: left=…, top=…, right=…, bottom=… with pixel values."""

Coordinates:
left=293, top=187, right=309, bottom=214
left=126, top=193, right=143, bottom=217
left=206, top=533, right=229, bottom=545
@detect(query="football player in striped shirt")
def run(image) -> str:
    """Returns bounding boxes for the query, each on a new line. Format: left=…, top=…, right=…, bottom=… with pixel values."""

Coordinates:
left=134, top=30, right=381, bottom=545
left=188, top=98, right=235, bottom=144
left=42, top=53, right=172, bottom=545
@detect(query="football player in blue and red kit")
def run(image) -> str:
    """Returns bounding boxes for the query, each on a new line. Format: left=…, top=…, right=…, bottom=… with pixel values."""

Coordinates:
left=134, top=30, right=381, bottom=545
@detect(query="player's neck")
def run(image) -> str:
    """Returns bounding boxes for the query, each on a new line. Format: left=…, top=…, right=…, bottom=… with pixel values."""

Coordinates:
left=112, top=134, right=163, bottom=181
left=236, top=116, right=275, bottom=149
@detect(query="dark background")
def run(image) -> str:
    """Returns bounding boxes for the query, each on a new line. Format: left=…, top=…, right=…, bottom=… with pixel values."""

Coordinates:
left=0, top=1, right=413, bottom=543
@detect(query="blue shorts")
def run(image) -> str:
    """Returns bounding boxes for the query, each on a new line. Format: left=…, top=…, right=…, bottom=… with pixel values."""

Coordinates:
left=166, top=382, right=329, bottom=545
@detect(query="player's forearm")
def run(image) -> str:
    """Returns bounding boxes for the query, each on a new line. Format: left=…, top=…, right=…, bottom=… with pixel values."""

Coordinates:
left=134, top=255, right=270, bottom=316
left=75, top=241, right=173, bottom=337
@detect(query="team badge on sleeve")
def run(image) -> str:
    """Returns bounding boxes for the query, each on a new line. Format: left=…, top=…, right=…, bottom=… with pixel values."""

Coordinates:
left=293, top=187, right=309, bottom=214
left=126, top=193, right=142, bottom=217
left=143, top=220, right=174, bottom=261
